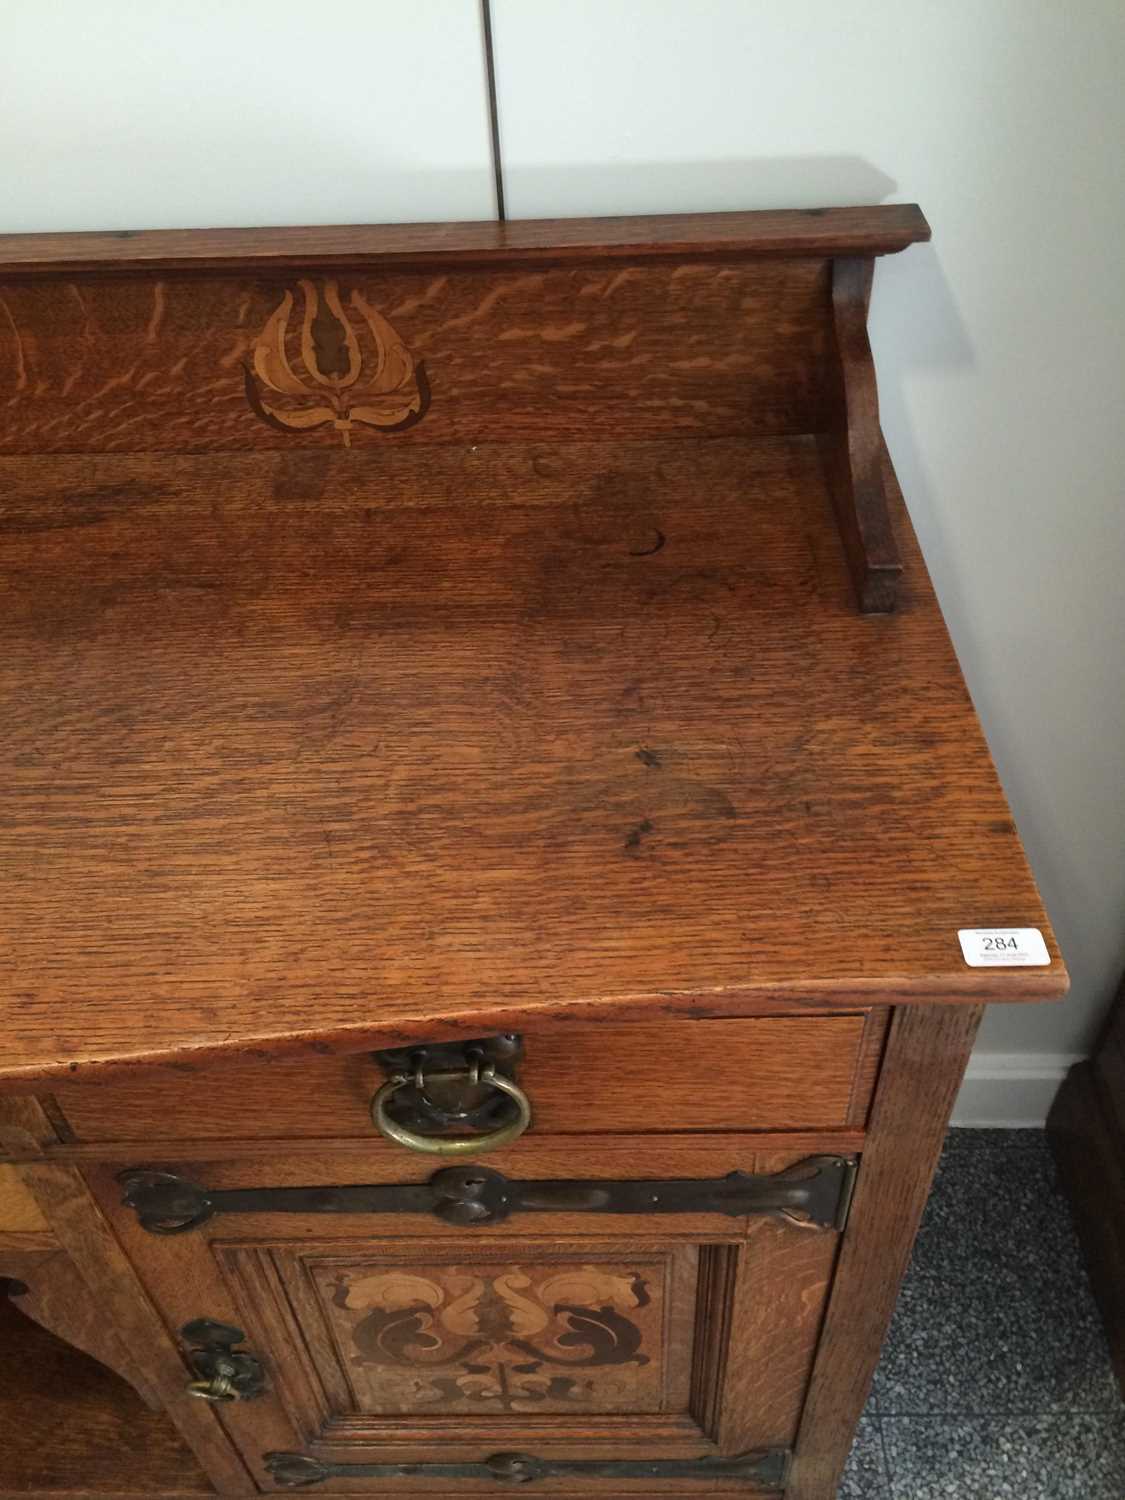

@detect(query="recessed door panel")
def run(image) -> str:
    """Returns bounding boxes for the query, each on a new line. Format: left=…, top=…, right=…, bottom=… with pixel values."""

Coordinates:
left=305, top=1248, right=688, bottom=1418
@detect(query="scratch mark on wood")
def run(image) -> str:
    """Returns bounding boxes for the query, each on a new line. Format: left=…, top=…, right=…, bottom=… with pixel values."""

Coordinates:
left=144, top=282, right=166, bottom=344
left=0, top=294, right=28, bottom=390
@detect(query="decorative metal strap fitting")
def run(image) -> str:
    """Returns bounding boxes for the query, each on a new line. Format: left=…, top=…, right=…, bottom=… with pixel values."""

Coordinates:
left=264, top=1447, right=790, bottom=1488
left=120, top=1155, right=856, bottom=1235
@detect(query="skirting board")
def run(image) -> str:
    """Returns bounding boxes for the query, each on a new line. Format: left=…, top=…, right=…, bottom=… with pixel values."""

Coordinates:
left=951, top=1052, right=1085, bottom=1128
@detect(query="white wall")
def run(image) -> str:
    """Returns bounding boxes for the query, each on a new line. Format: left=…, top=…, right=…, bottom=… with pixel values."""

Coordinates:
left=492, top=0, right=1125, bottom=1073
left=1, top=1, right=496, bottom=229
left=4, top=2, right=1124, bottom=1104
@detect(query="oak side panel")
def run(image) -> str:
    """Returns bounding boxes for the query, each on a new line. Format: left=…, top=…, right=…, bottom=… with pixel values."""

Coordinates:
left=786, top=1003, right=984, bottom=1500
left=0, top=1094, right=63, bottom=1154
left=0, top=1293, right=212, bottom=1497
left=0, top=1162, right=50, bottom=1233
left=0, top=1246, right=57, bottom=1286
left=1, top=1243, right=159, bottom=1408
left=13, top=1159, right=254, bottom=1494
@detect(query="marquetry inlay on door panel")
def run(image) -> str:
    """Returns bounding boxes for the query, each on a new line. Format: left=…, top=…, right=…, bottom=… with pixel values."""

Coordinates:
left=215, top=1238, right=708, bottom=1452
left=310, top=1251, right=681, bottom=1417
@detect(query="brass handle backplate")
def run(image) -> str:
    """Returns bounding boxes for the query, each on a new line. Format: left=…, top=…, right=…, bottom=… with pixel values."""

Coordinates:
left=182, top=1319, right=265, bottom=1402
left=369, top=1035, right=531, bottom=1156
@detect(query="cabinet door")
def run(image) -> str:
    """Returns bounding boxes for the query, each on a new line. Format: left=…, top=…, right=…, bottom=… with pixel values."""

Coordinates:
left=91, top=1139, right=848, bottom=1494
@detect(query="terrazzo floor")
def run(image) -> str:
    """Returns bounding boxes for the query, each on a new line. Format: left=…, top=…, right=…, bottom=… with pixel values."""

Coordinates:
left=839, top=1127, right=1125, bottom=1498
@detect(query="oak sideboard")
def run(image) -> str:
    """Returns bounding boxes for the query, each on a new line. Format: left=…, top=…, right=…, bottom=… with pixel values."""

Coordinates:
left=0, top=206, right=1065, bottom=1498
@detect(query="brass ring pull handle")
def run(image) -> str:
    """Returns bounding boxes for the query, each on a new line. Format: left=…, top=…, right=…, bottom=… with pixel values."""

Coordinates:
left=371, top=1064, right=532, bottom=1156
left=188, top=1369, right=237, bottom=1402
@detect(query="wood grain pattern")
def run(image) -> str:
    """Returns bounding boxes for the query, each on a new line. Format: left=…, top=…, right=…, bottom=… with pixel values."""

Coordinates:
left=12, top=1160, right=253, bottom=1493
left=2, top=1129, right=866, bottom=1172
left=0, top=1162, right=50, bottom=1233
left=0, top=1293, right=212, bottom=1495
left=847, top=1008, right=890, bottom=1128
left=50, top=1016, right=870, bottom=1144
left=787, top=1003, right=984, bottom=1499
left=0, top=204, right=931, bottom=277
left=0, top=1094, right=64, bottom=1153
left=713, top=1219, right=838, bottom=1450
left=0, top=1243, right=58, bottom=1287
left=0, top=435, right=1062, bottom=1090
left=0, top=259, right=833, bottom=452
left=826, top=256, right=902, bottom=612
left=0, top=1244, right=159, bottom=1407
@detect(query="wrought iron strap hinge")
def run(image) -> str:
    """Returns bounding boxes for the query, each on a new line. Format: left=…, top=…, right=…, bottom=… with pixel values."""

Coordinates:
left=119, top=1155, right=857, bottom=1235
left=264, top=1447, right=790, bottom=1488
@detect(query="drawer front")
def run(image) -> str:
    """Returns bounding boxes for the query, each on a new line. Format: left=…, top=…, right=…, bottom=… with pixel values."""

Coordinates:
left=89, top=1136, right=845, bottom=1494
left=52, top=1013, right=885, bottom=1145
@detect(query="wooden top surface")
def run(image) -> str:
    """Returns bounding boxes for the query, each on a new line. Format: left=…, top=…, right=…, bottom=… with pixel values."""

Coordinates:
left=0, top=435, right=1062, bottom=1087
left=0, top=204, right=930, bottom=277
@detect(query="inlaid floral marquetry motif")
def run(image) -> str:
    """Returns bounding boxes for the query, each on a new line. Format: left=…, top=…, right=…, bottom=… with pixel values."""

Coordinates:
left=311, top=1257, right=667, bottom=1415
left=244, top=280, right=430, bottom=444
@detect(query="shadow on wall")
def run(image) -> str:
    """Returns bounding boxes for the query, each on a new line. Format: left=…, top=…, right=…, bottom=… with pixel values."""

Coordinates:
left=502, top=154, right=898, bottom=216
left=870, top=242, right=976, bottom=617
left=500, top=155, right=976, bottom=470
left=500, top=160, right=985, bottom=818
left=0, top=138, right=499, bottom=233
left=500, top=158, right=979, bottom=606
